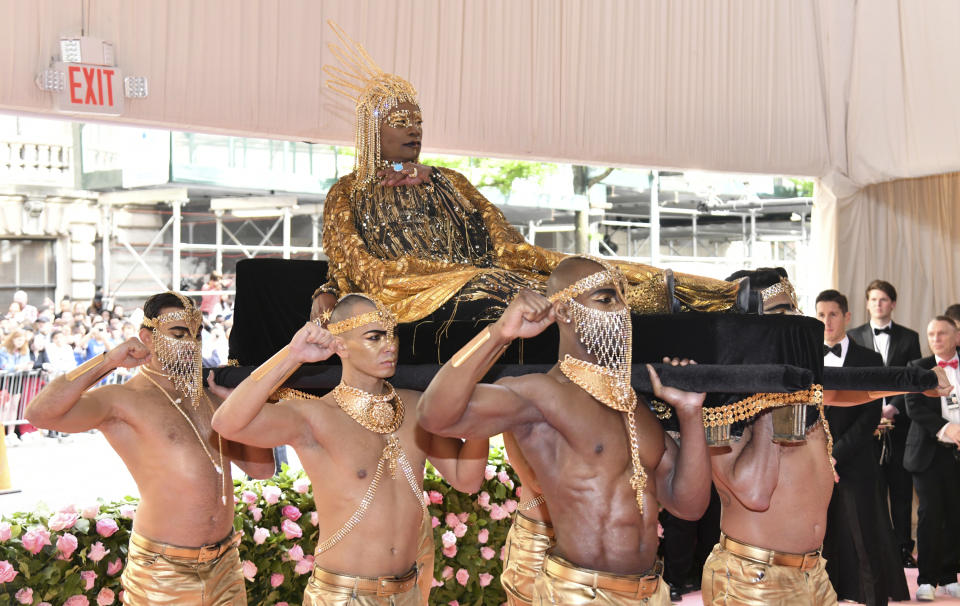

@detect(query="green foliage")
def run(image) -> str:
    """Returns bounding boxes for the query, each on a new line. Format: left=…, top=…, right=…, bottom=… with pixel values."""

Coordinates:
left=0, top=448, right=520, bottom=606
left=423, top=155, right=556, bottom=196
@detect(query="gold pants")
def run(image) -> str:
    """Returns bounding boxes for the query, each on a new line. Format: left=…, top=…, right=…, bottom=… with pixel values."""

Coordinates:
left=121, top=531, right=246, bottom=606
left=701, top=541, right=838, bottom=605
left=532, top=554, right=669, bottom=605
left=303, top=564, right=424, bottom=606
left=415, top=510, right=434, bottom=605
left=502, top=512, right=556, bottom=605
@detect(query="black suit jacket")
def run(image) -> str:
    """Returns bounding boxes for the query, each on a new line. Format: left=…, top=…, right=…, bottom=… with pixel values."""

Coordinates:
left=849, top=321, right=922, bottom=415
left=904, top=356, right=950, bottom=473
left=826, top=340, right=884, bottom=476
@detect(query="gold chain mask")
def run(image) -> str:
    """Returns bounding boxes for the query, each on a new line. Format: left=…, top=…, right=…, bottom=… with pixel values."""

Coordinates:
left=142, top=293, right=205, bottom=409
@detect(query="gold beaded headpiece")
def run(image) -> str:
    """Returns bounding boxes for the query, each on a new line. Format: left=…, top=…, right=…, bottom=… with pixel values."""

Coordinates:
left=141, top=291, right=202, bottom=338
left=323, top=20, right=419, bottom=190
left=326, top=295, right=398, bottom=340
left=547, top=256, right=628, bottom=305
left=760, top=278, right=798, bottom=311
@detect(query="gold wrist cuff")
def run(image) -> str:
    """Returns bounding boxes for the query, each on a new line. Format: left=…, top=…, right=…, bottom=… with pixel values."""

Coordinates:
left=250, top=346, right=299, bottom=392
left=65, top=353, right=110, bottom=382
left=451, top=327, right=492, bottom=368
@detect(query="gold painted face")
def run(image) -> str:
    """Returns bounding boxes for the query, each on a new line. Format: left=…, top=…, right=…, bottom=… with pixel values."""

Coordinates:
left=384, top=108, right=422, bottom=129
left=379, top=102, right=422, bottom=163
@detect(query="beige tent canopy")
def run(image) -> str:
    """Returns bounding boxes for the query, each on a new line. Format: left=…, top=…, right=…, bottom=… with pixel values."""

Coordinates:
left=1, top=0, right=957, bottom=331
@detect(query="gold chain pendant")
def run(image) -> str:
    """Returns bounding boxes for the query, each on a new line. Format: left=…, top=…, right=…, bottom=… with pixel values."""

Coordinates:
left=332, top=381, right=405, bottom=434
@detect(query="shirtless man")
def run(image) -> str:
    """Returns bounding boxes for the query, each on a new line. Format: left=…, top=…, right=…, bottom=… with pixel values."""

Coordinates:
left=211, top=294, right=488, bottom=605
left=25, top=291, right=275, bottom=605
left=419, top=256, right=712, bottom=604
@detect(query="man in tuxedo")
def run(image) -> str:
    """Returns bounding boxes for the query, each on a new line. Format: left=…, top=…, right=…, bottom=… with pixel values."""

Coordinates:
left=905, top=317, right=960, bottom=600
left=818, top=290, right=909, bottom=605
left=945, top=304, right=960, bottom=348
left=848, top=279, right=922, bottom=567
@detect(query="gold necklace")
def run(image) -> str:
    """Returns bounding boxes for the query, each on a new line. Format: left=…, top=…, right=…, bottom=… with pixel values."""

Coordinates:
left=139, top=367, right=229, bottom=505
left=558, top=355, right=648, bottom=515
left=332, top=381, right=404, bottom=434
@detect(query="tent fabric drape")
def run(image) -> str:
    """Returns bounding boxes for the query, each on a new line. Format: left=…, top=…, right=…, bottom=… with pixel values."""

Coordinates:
left=812, top=172, right=960, bottom=337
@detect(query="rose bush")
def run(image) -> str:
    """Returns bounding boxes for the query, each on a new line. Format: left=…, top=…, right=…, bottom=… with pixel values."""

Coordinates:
left=0, top=447, right=520, bottom=605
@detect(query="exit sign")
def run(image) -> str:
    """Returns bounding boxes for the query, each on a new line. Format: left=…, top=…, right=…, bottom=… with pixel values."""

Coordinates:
left=52, top=62, right=124, bottom=116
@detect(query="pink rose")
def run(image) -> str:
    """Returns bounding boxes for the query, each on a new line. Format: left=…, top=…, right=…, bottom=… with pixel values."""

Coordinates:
left=282, top=505, right=302, bottom=521
left=497, top=470, right=510, bottom=484
left=95, top=518, right=119, bottom=537
left=441, top=530, right=457, bottom=548
left=241, top=560, right=257, bottom=581
left=453, top=523, right=468, bottom=538
left=292, top=477, right=311, bottom=494
left=428, top=490, right=444, bottom=505
left=271, top=572, right=284, bottom=587
left=281, top=519, right=302, bottom=540
left=96, top=587, right=115, bottom=606
left=294, top=554, right=314, bottom=575
left=309, top=511, right=318, bottom=527
left=80, top=570, right=96, bottom=590
left=431, top=516, right=440, bottom=528
left=287, top=544, right=304, bottom=562
left=252, top=527, right=269, bottom=545
left=59, top=504, right=78, bottom=513
left=479, top=572, right=494, bottom=587
left=88, top=541, right=109, bottom=562
left=480, top=546, right=496, bottom=560
left=262, top=485, right=282, bottom=505
left=106, top=558, right=123, bottom=576
left=241, top=490, right=258, bottom=505
left=484, top=465, right=496, bottom=480
left=445, top=512, right=459, bottom=528
left=63, top=597, right=89, bottom=606
left=21, top=527, right=51, bottom=555
left=489, top=504, right=509, bottom=520
left=431, top=577, right=443, bottom=588
left=57, top=533, right=79, bottom=559
left=80, top=505, right=100, bottom=519
left=15, top=587, right=32, bottom=603
left=457, top=512, right=468, bottom=523
left=456, top=568, right=469, bottom=586
left=118, top=504, right=137, bottom=520
left=449, top=601, right=459, bottom=606
left=504, top=499, right=518, bottom=513
left=249, top=506, right=263, bottom=522
left=0, top=560, right=17, bottom=583
left=478, top=528, right=489, bottom=543
left=0, top=522, right=11, bottom=542
left=500, top=546, right=507, bottom=560
left=276, top=603, right=288, bottom=606
left=477, top=492, right=491, bottom=509
left=442, top=544, right=457, bottom=557
left=441, top=566, right=454, bottom=580
left=48, top=511, right=79, bottom=531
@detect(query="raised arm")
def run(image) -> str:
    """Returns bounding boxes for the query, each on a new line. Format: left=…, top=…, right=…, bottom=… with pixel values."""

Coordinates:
left=206, top=372, right=276, bottom=480
left=647, top=363, right=712, bottom=520
left=711, top=410, right=781, bottom=511
left=417, top=290, right=554, bottom=439
left=420, top=425, right=490, bottom=494
left=25, top=338, right=148, bottom=433
left=211, top=322, right=337, bottom=449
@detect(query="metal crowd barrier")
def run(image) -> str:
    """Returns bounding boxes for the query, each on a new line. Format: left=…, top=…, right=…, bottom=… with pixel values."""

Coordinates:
left=0, top=367, right=132, bottom=428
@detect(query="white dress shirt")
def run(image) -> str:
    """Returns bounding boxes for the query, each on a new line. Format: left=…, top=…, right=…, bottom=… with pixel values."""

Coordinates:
left=823, top=335, right=849, bottom=368
left=935, top=354, right=960, bottom=442
left=870, top=321, right=892, bottom=364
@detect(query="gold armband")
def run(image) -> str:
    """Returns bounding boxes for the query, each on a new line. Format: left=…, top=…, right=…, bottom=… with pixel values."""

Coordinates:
left=250, top=346, right=300, bottom=392
left=450, top=326, right=510, bottom=370
left=65, top=353, right=110, bottom=382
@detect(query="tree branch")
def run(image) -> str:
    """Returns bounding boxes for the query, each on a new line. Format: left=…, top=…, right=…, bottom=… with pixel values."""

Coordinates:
left=586, top=167, right=614, bottom=190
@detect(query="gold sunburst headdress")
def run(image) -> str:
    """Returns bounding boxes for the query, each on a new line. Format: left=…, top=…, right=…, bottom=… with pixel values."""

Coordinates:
left=323, top=20, right=419, bottom=190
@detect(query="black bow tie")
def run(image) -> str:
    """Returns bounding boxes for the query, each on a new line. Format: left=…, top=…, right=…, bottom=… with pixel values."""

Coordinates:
left=823, top=343, right=842, bottom=357
left=873, top=326, right=892, bottom=335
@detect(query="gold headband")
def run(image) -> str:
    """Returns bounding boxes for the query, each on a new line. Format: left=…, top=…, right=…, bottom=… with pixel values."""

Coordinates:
left=548, top=257, right=627, bottom=304
left=760, top=278, right=798, bottom=309
left=326, top=296, right=398, bottom=340
left=141, top=292, right=202, bottom=335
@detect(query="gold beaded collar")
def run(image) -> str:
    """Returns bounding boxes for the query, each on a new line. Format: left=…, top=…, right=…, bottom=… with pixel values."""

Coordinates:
left=332, top=382, right=404, bottom=435
left=325, top=295, right=397, bottom=340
